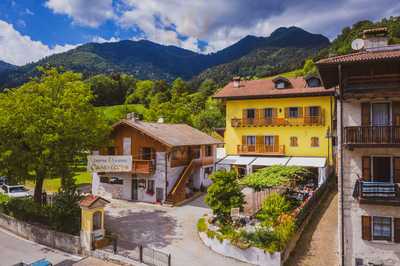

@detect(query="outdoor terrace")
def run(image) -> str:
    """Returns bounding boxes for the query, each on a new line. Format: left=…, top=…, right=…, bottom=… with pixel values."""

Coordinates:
left=231, top=113, right=325, bottom=128
left=344, top=126, right=400, bottom=147
left=237, top=144, right=285, bottom=156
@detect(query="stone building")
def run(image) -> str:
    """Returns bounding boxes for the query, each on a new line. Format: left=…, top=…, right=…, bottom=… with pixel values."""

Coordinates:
left=317, top=28, right=400, bottom=266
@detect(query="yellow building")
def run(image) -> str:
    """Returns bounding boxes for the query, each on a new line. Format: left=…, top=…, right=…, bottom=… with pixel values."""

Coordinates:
left=214, top=76, right=335, bottom=183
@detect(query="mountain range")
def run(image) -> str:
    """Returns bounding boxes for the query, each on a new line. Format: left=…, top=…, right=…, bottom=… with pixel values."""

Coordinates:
left=0, top=26, right=330, bottom=89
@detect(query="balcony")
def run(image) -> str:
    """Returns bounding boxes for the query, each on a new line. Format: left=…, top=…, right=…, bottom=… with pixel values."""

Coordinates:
left=344, top=126, right=400, bottom=148
left=237, top=144, right=285, bottom=156
left=231, top=115, right=324, bottom=128
left=353, top=180, right=400, bottom=206
left=133, top=159, right=154, bottom=175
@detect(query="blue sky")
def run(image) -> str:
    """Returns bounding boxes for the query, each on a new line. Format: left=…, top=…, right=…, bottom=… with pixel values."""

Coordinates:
left=0, top=0, right=399, bottom=66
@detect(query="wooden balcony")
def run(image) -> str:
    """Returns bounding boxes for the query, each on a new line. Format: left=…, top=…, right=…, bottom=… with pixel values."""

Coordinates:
left=231, top=115, right=324, bottom=128
left=132, top=159, right=154, bottom=175
left=344, top=126, right=400, bottom=147
left=353, top=180, right=400, bottom=206
left=237, top=144, right=285, bottom=156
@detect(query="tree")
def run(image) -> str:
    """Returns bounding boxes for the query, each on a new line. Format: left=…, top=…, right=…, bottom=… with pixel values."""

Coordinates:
left=205, top=171, right=245, bottom=223
left=0, top=68, right=109, bottom=203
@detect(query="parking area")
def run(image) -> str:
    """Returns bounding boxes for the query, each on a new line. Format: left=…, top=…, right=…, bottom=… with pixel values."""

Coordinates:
left=105, top=195, right=249, bottom=266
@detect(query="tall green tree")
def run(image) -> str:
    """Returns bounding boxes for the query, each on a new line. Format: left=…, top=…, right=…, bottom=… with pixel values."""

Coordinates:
left=0, top=68, right=109, bottom=203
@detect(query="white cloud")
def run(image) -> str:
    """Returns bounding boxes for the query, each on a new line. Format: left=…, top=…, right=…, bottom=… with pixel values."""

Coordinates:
left=0, top=20, right=77, bottom=66
left=24, top=8, right=34, bottom=16
left=91, top=36, right=120, bottom=43
left=45, top=0, right=115, bottom=27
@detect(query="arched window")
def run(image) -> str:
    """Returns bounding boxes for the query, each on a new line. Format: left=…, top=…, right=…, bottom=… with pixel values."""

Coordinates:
left=93, top=211, right=102, bottom=231
left=306, top=77, right=322, bottom=88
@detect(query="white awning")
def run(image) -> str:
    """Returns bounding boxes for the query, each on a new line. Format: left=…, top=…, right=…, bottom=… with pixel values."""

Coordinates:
left=251, top=157, right=290, bottom=167
left=286, top=157, right=327, bottom=168
left=217, top=155, right=256, bottom=166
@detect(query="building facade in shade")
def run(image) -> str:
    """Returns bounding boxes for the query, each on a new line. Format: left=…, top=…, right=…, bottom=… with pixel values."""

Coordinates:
left=317, top=28, right=400, bottom=266
left=88, top=115, right=222, bottom=205
left=213, top=76, right=335, bottom=184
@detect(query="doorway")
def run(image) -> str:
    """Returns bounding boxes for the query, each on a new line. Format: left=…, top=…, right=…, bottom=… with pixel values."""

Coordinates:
left=156, top=188, right=164, bottom=203
left=372, top=157, right=391, bottom=183
left=131, top=179, right=138, bottom=201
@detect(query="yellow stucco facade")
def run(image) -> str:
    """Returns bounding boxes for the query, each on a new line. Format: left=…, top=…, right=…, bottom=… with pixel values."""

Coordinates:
left=224, top=95, right=334, bottom=165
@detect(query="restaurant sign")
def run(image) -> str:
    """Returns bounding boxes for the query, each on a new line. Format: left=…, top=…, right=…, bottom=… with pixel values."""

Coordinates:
left=87, top=155, right=132, bottom=172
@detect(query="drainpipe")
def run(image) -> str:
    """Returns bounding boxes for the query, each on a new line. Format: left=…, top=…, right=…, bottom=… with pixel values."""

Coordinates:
left=338, top=63, right=345, bottom=266
left=165, top=151, right=169, bottom=202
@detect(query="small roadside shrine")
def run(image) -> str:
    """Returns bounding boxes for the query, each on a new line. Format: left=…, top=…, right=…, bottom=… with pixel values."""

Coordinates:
left=79, top=195, right=110, bottom=254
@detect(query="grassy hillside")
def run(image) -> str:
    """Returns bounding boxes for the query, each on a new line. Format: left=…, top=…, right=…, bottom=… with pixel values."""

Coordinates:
left=97, top=104, right=146, bottom=124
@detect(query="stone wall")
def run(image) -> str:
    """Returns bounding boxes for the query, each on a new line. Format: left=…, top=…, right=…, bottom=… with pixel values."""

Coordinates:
left=0, top=213, right=81, bottom=254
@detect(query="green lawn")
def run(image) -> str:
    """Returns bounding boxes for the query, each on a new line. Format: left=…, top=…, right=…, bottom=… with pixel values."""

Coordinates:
left=97, top=104, right=146, bottom=124
left=25, top=171, right=91, bottom=193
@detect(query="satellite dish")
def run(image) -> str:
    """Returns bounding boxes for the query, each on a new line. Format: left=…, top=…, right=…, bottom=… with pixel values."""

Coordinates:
left=351, top=39, right=365, bottom=51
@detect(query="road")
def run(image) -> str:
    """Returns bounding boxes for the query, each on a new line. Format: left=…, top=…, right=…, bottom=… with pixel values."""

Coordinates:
left=0, top=227, right=81, bottom=266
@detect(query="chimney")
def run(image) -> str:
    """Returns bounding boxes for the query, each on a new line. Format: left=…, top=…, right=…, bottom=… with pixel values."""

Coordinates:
left=363, top=27, right=389, bottom=49
left=157, top=117, right=164, bottom=123
left=126, top=112, right=138, bottom=122
left=233, top=76, right=241, bottom=88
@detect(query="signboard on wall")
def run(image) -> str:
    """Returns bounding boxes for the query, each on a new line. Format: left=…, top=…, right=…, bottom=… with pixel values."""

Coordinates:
left=87, top=155, right=132, bottom=172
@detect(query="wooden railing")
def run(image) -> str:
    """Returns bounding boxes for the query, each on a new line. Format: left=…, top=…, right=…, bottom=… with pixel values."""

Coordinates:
left=353, top=180, right=400, bottom=205
left=231, top=113, right=324, bottom=127
left=132, top=159, right=154, bottom=175
left=237, top=144, right=285, bottom=155
left=166, top=159, right=200, bottom=204
left=345, top=126, right=400, bottom=145
left=346, top=73, right=400, bottom=86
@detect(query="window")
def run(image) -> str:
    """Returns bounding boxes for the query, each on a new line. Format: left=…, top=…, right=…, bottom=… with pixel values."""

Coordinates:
left=290, top=137, right=298, bottom=147
left=147, top=180, right=155, bottom=194
left=140, top=147, right=153, bottom=160
left=100, top=176, right=123, bottom=185
left=264, top=136, right=275, bottom=145
left=246, top=136, right=256, bottom=145
left=373, top=216, right=392, bottom=241
left=264, top=108, right=274, bottom=118
left=205, top=145, right=213, bottom=157
left=246, top=109, right=256, bottom=119
left=309, top=106, right=321, bottom=117
left=123, top=137, right=132, bottom=155
left=289, top=107, right=300, bottom=118
left=372, top=103, right=390, bottom=126
left=311, top=137, right=319, bottom=147
left=306, top=78, right=321, bottom=88
left=93, top=211, right=102, bottom=231
left=276, top=81, right=286, bottom=89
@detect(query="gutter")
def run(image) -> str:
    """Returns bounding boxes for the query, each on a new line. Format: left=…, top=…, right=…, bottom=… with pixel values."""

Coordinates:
left=338, top=63, right=345, bottom=266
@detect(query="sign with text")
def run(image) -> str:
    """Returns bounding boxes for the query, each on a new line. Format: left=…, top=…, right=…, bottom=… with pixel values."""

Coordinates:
left=87, top=155, right=132, bottom=173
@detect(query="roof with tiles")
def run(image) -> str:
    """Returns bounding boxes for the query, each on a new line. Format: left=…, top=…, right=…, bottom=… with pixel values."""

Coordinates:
left=317, top=47, right=400, bottom=65
left=213, top=77, right=334, bottom=100
left=113, top=120, right=223, bottom=147
left=79, top=195, right=110, bottom=208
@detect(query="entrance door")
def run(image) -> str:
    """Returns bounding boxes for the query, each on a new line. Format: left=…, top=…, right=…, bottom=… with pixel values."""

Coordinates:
left=123, top=137, right=132, bottom=155
left=131, top=179, right=138, bottom=201
left=156, top=188, right=164, bottom=203
left=372, top=157, right=391, bottom=183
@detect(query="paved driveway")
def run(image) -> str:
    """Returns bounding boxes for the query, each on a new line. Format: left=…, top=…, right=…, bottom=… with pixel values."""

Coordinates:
left=0, top=227, right=81, bottom=266
left=105, top=195, right=249, bottom=266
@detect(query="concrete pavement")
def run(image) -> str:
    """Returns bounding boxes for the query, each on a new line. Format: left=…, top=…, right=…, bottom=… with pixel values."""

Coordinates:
left=0, top=227, right=81, bottom=266
left=105, top=195, right=250, bottom=266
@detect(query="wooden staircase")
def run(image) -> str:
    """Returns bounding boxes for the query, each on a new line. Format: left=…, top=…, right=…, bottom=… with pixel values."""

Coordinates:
left=166, top=159, right=199, bottom=205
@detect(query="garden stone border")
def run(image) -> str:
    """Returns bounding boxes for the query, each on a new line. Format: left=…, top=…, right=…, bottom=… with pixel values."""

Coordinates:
left=198, top=231, right=281, bottom=266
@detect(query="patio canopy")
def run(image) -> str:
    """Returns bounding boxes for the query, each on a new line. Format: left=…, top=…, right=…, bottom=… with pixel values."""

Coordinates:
left=217, top=155, right=256, bottom=166
left=286, top=157, right=327, bottom=168
left=250, top=157, right=290, bottom=167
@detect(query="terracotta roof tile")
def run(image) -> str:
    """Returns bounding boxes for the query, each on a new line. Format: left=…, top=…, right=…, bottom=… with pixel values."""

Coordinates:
left=213, top=77, right=334, bottom=99
left=79, top=195, right=110, bottom=208
left=317, top=48, right=400, bottom=65
left=114, top=120, right=223, bottom=147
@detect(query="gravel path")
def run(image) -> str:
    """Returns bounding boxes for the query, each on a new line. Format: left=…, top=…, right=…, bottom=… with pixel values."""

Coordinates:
left=285, top=188, right=339, bottom=266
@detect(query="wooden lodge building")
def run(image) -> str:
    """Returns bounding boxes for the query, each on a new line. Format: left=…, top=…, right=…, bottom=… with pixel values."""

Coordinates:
left=317, top=28, right=400, bottom=266
left=88, top=114, right=222, bottom=205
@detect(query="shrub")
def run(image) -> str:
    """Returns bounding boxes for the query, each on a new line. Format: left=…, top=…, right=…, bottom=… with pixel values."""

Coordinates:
left=257, top=193, right=291, bottom=226
left=205, top=171, right=245, bottom=224
left=0, top=194, right=10, bottom=213
left=269, top=214, right=296, bottom=252
left=206, top=229, right=216, bottom=239
left=6, top=197, right=51, bottom=226
left=197, top=218, right=207, bottom=232
left=240, top=165, right=311, bottom=191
